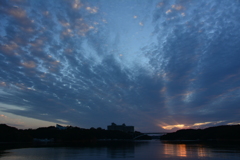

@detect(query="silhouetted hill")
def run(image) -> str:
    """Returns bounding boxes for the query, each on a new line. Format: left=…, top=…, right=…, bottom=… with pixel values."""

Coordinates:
left=160, top=125, right=240, bottom=141
left=0, top=124, right=19, bottom=142
left=0, top=124, right=18, bottom=131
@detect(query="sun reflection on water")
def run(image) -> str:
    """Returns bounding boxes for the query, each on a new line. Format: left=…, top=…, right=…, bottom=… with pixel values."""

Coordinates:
left=164, top=144, right=187, bottom=157
left=163, top=143, right=210, bottom=158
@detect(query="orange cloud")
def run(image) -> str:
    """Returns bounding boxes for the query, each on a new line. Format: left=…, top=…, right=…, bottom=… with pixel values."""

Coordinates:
left=166, top=9, right=172, bottom=14
left=86, top=6, right=98, bottom=14
left=72, top=0, right=83, bottom=9
left=65, top=48, right=73, bottom=54
left=60, top=21, right=71, bottom=27
left=172, top=5, right=185, bottom=11
left=228, top=87, right=240, bottom=92
left=193, top=122, right=211, bottom=126
left=73, top=18, right=94, bottom=36
left=61, top=29, right=74, bottom=38
left=159, top=121, right=225, bottom=131
left=47, top=60, right=61, bottom=72
left=161, top=124, right=186, bottom=130
left=21, top=61, right=36, bottom=68
left=8, top=7, right=26, bottom=19
left=43, top=11, right=49, bottom=16
left=30, top=39, right=44, bottom=47
left=0, top=114, right=7, bottom=118
left=0, top=43, right=19, bottom=55
left=157, top=2, right=164, bottom=8
left=182, top=91, right=193, bottom=96
left=0, top=82, right=7, bottom=87
left=160, top=87, right=167, bottom=94
left=220, top=73, right=239, bottom=82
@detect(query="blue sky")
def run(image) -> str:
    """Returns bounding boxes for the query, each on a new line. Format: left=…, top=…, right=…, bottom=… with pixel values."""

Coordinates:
left=0, top=0, right=240, bottom=132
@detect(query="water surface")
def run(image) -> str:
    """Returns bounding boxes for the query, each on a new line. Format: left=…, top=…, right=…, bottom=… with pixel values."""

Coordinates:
left=1, top=141, right=240, bottom=160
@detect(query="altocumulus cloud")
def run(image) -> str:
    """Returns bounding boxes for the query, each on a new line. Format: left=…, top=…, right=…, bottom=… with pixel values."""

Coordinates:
left=0, top=0, right=240, bottom=131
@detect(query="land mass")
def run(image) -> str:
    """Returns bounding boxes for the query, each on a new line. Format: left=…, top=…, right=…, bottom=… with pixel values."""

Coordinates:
left=0, top=124, right=150, bottom=145
left=160, top=125, right=240, bottom=142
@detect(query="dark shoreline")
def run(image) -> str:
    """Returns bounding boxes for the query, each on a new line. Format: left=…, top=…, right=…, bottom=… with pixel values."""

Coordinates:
left=160, top=139, right=240, bottom=144
left=160, top=125, right=240, bottom=142
left=0, top=123, right=151, bottom=147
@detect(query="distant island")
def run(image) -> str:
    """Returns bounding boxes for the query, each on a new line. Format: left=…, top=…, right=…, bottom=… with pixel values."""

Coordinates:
left=0, top=124, right=151, bottom=145
left=160, top=125, right=240, bottom=142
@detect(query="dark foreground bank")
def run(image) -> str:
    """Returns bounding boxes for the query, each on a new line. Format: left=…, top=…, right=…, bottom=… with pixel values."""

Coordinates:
left=160, top=125, right=240, bottom=142
left=0, top=124, right=151, bottom=146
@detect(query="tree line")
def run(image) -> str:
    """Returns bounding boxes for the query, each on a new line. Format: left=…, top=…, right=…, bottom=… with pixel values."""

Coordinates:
left=0, top=124, right=150, bottom=144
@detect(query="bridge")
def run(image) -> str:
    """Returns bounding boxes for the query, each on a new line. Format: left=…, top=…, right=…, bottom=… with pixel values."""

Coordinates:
left=143, top=132, right=168, bottom=135
left=133, top=132, right=167, bottom=140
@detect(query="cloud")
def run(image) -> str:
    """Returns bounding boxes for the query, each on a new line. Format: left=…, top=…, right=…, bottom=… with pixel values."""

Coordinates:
left=0, top=0, right=240, bottom=131
left=161, top=124, right=185, bottom=130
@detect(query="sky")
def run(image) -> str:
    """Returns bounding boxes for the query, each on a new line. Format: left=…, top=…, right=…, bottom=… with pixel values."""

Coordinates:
left=0, top=0, right=240, bottom=132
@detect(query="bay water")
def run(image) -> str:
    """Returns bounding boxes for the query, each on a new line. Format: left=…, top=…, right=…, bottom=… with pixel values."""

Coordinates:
left=1, top=140, right=240, bottom=160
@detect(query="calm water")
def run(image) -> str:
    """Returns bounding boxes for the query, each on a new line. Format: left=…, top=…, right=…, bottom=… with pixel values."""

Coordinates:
left=1, top=141, right=240, bottom=160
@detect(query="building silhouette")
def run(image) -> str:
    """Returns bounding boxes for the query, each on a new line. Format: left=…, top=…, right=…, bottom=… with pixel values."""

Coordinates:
left=107, top=123, right=134, bottom=132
